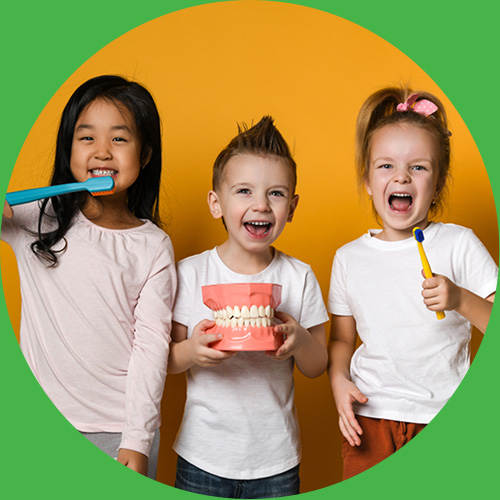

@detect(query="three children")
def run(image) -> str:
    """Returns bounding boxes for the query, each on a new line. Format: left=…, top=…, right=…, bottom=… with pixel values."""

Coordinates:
left=2, top=77, right=496, bottom=494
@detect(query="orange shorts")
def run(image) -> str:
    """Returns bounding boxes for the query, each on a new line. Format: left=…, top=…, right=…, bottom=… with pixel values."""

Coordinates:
left=342, top=415, right=426, bottom=480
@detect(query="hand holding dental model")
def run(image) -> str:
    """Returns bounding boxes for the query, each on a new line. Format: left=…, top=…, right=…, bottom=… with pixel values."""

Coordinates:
left=183, top=319, right=236, bottom=368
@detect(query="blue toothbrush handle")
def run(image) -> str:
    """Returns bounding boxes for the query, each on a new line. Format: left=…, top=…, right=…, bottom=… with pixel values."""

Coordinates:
left=5, top=183, right=85, bottom=206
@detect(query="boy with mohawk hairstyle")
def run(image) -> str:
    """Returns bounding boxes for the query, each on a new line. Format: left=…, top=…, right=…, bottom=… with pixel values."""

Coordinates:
left=169, top=116, right=328, bottom=498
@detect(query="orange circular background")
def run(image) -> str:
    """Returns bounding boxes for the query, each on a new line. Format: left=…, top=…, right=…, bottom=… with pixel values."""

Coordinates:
left=2, top=1, right=497, bottom=492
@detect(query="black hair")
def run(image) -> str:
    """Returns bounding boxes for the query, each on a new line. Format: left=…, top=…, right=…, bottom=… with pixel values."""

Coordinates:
left=31, top=75, right=162, bottom=266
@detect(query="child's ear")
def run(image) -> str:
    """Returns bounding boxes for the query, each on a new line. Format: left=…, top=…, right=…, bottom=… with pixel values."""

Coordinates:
left=207, top=190, right=222, bottom=219
left=365, top=180, right=373, bottom=198
left=287, top=194, right=300, bottom=222
left=141, top=146, right=153, bottom=169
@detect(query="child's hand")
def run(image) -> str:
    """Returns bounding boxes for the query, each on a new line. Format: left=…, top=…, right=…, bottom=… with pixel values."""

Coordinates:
left=421, top=272, right=461, bottom=312
left=117, top=448, right=148, bottom=476
left=3, top=201, right=12, bottom=218
left=266, top=311, right=310, bottom=361
left=332, top=377, right=368, bottom=447
left=188, top=319, right=236, bottom=368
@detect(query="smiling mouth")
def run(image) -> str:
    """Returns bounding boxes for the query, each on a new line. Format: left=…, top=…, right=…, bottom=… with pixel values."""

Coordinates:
left=90, top=169, right=117, bottom=178
left=389, top=193, right=413, bottom=213
left=244, top=221, right=272, bottom=239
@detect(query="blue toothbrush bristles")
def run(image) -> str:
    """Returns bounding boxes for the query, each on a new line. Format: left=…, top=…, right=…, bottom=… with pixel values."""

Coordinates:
left=414, top=228, right=424, bottom=242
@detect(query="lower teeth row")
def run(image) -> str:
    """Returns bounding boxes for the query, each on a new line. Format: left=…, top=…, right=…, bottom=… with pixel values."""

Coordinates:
left=215, top=317, right=274, bottom=328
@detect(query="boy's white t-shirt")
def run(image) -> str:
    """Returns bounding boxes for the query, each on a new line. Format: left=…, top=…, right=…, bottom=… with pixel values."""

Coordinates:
left=173, top=248, right=328, bottom=480
left=328, top=222, right=498, bottom=423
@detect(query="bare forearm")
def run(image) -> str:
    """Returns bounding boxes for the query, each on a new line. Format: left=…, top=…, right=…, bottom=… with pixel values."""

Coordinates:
left=328, top=338, right=355, bottom=387
left=455, top=289, right=494, bottom=334
left=294, top=332, right=328, bottom=378
left=167, top=340, right=194, bottom=374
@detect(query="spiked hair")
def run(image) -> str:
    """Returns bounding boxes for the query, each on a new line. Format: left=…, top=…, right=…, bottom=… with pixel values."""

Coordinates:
left=212, top=116, right=296, bottom=192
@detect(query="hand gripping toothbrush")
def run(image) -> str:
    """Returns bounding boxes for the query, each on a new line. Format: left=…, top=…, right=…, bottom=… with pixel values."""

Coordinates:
left=413, top=227, right=445, bottom=320
left=5, top=176, right=115, bottom=206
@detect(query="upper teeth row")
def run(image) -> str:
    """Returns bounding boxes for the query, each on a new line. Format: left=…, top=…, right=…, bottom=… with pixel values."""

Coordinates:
left=91, top=170, right=115, bottom=176
left=212, top=305, right=274, bottom=320
left=247, top=222, right=269, bottom=226
left=391, top=193, right=411, bottom=197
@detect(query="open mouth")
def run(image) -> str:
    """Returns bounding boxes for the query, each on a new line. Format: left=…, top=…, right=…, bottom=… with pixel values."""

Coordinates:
left=388, top=193, right=413, bottom=213
left=90, top=169, right=117, bottom=178
left=244, top=221, right=272, bottom=239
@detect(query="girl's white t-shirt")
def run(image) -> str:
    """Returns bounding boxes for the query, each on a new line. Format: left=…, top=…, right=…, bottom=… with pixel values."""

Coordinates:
left=1, top=202, right=177, bottom=456
left=328, top=222, right=498, bottom=423
left=173, top=248, right=328, bottom=480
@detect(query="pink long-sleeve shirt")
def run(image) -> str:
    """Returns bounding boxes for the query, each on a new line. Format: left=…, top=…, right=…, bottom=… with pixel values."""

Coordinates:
left=1, top=202, right=176, bottom=456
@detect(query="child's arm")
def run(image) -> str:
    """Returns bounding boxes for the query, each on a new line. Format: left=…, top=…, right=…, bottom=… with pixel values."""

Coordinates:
left=328, top=314, right=368, bottom=447
left=117, top=449, right=148, bottom=476
left=167, top=320, right=235, bottom=374
left=421, top=273, right=495, bottom=333
left=267, top=311, right=327, bottom=378
left=3, top=201, right=12, bottom=218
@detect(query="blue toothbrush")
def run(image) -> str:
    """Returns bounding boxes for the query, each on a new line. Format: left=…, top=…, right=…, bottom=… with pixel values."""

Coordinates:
left=5, top=176, right=115, bottom=206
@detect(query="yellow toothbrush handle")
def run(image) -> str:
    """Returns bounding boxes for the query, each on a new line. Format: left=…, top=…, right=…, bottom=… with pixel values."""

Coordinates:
left=417, top=242, right=446, bottom=320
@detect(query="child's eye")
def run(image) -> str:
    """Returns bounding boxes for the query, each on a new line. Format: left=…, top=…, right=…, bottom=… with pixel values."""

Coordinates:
left=236, top=188, right=251, bottom=195
left=79, top=136, right=93, bottom=141
left=112, top=137, right=127, bottom=142
left=269, top=190, right=285, bottom=197
left=378, top=164, right=392, bottom=169
left=412, top=165, right=426, bottom=171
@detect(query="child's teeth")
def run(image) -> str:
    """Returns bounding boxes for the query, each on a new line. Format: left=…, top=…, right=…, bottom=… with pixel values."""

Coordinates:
left=92, top=169, right=115, bottom=176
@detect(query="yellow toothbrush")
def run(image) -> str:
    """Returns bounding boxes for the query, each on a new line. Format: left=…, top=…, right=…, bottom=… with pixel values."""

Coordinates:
left=413, top=227, right=445, bottom=320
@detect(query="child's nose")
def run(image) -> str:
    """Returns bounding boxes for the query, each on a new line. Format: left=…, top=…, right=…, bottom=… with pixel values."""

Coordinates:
left=393, top=168, right=410, bottom=183
left=94, top=142, right=112, bottom=160
left=252, top=194, right=271, bottom=211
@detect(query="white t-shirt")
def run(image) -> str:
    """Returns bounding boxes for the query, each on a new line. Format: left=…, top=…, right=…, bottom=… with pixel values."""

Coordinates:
left=1, top=202, right=177, bottom=456
left=173, top=248, right=328, bottom=480
left=328, top=222, right=498, bottom=424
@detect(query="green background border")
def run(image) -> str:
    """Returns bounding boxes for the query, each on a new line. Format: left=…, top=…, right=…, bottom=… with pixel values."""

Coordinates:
left=1, top=1, right=498, bottom=498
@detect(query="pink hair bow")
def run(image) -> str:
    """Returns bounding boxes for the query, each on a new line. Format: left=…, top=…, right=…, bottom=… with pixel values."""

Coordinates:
left=397, top=93, right=438, bottom=116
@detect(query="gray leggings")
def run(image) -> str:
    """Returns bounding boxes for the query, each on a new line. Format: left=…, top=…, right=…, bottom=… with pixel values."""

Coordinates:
left=80, top=429, right=160, bottom=479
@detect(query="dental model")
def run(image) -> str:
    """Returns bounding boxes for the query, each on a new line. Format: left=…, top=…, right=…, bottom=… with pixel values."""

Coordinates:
left=202, top=283, right=283, bottom=351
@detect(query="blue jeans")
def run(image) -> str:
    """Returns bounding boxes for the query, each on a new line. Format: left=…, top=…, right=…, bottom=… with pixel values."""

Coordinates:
left=175, top=456, right=300, bottom=498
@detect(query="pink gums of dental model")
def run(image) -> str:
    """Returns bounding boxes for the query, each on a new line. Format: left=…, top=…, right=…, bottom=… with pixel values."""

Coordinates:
left=202, top=283, right=283, bottom=351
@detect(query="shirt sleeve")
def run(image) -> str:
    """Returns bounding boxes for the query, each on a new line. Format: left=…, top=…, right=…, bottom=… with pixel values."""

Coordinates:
left=1, top=202, right=39, bottom=245
left=328, top=250, right=352, bottom=316
left=299, top=265, right=329, bottom=330
left=172, top=258, right=195, bottom=328
left=456, top=228, right=498, bottom=299
left=119, top=235, right=177, bottom=456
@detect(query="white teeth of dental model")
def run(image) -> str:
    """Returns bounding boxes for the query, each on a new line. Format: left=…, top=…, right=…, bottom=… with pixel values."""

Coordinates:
left=265, top=305, right=273, bottom=318
left=212, top=304, right=276, bottom=327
